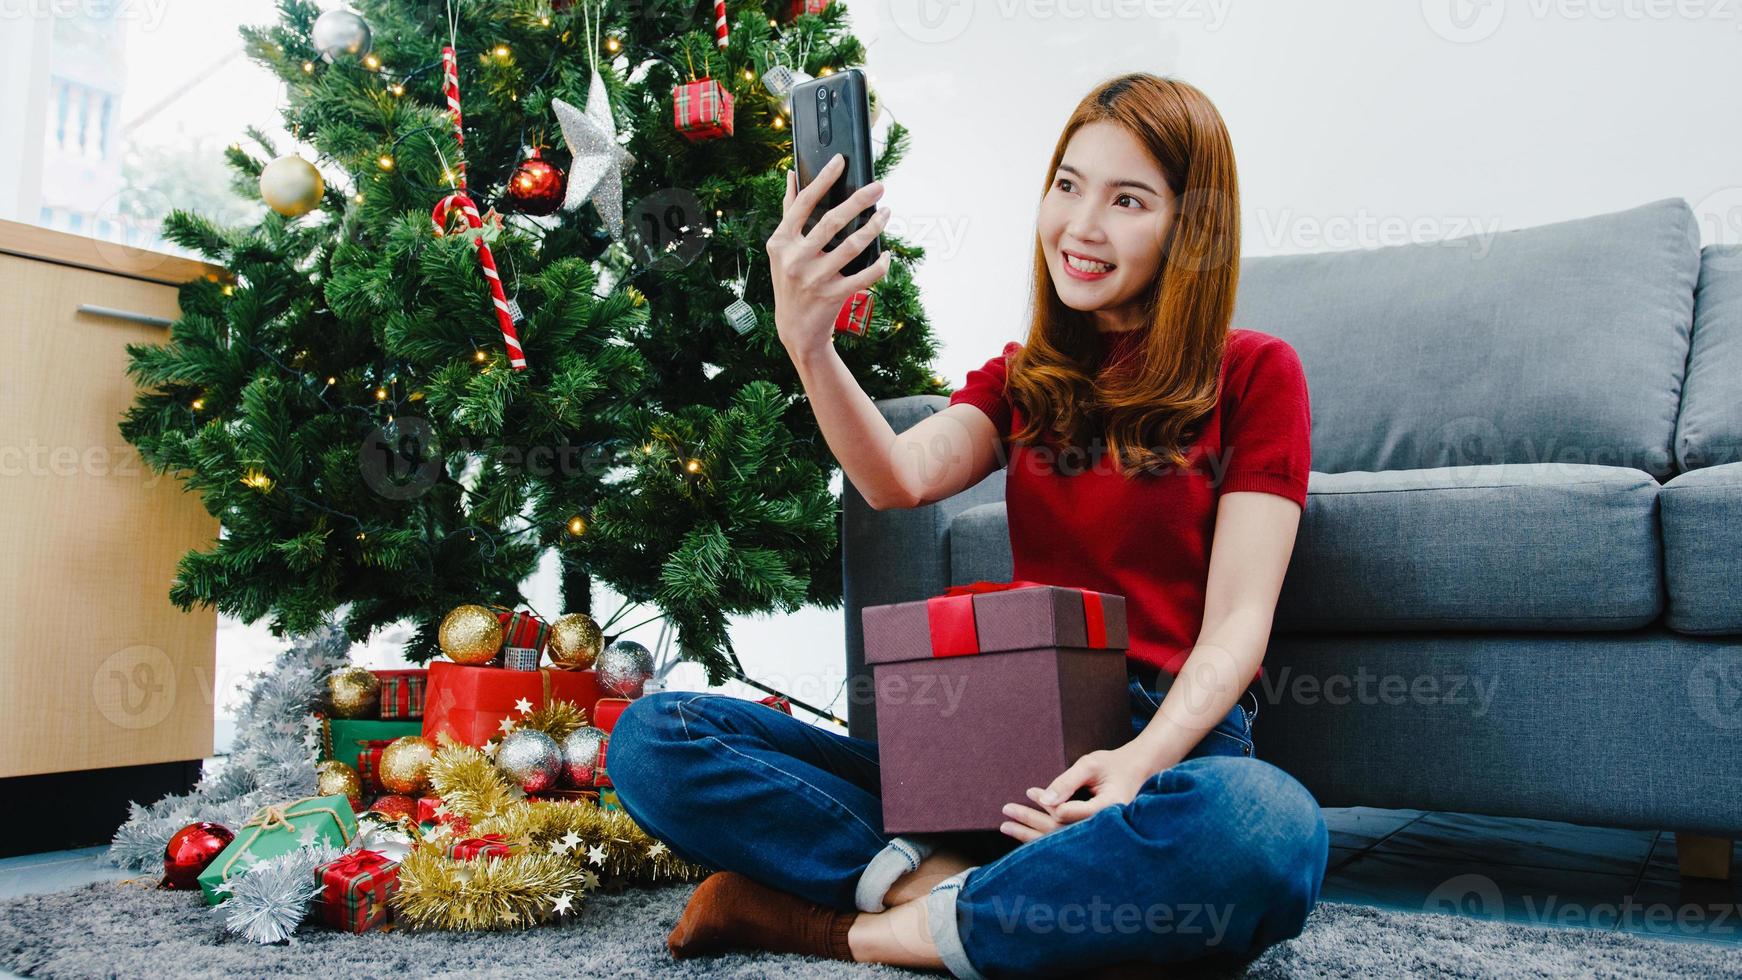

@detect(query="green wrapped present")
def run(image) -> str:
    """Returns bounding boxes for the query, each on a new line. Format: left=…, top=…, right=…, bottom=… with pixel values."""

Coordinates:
left=198, top=795, right=358, bottom=906
left=320, top=718, right=423, bottom=793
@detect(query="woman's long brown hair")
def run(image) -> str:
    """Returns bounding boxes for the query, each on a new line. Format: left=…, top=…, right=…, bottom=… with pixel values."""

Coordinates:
left=1007, top=73, right=1241, bottom=477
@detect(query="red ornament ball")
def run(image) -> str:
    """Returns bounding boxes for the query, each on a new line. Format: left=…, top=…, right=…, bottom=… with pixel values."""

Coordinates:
left=162, top=821, right=234, bottom=890
left=368, top=793, right=418, bottom=825
left=507, top=148, right=566, bottom=216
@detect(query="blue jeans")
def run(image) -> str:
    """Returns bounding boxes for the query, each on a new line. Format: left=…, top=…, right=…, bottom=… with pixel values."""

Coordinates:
left=607, top=668, right=1329, bottom=977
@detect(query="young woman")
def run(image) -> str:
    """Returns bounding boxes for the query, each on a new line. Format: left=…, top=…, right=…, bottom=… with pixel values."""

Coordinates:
left=607, top=73, right=1328, bottom=977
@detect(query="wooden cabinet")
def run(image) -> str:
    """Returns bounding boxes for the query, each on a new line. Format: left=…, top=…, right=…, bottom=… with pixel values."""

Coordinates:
left=0, top=220, right=221, bottom=779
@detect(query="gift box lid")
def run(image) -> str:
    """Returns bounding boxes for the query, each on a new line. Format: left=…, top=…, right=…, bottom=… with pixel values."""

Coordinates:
left=861, top=581, right=1127, bottom=665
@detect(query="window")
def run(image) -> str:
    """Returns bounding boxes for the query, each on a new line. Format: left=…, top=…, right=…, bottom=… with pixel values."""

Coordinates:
left=1, top=0, right=283, bottom=255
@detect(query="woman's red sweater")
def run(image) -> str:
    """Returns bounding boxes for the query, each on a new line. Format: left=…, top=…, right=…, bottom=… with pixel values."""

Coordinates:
left=946, top=326, right=1312, bottom=682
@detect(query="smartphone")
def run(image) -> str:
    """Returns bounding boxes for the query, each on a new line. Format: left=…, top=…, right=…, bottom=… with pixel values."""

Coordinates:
left=791, top=68, right=881, bottom=277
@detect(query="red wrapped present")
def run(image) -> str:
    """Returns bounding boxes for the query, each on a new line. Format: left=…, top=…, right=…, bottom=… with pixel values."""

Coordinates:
left=423, top=661, right=603, bottom=748
left=312, top=849, right=398, bottom=933
left=591, top=697, right=632, bottom=733
left=446, top=834, right=513, bottom=861
left=834, top=290, right=873, bottom=335
left=495, top=607, right=550, bottom=653
left=673, top=77, right=734, bottom=142
left=375, top=669, right=427, bottom=720
left=788, top=0, right=830, bottom=18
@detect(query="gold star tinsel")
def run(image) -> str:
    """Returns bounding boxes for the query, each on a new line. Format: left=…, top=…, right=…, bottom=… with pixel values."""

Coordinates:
left=390, top=737, right=712, bottom=931
left=517, top=698, right=590, bottom=742
left=393, top=847, right=590, bottom=931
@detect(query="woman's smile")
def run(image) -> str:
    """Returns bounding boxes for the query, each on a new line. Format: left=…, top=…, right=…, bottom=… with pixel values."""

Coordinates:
left=1061, top=248, right=1117, bottom=280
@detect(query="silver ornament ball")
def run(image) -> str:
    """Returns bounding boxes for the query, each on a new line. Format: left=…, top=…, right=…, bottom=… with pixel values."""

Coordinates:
left=311, top=9, right=372, bottom=63
left=560, top=725, right=608, bottom=787
left=597, top=639, right=654, bottom=698
left=496, top=729, right=563, bottom=793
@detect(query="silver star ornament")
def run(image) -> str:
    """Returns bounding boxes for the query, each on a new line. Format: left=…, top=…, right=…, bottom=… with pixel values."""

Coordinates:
left=552, top=68, right=635, bottom=239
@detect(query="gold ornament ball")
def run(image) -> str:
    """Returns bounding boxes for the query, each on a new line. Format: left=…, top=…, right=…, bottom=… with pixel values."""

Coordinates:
left=315, top=759, right=363, bottom=804
left=325, top=665, right=380, bottom=718
left=439, top=604, right=504, bottom=665
left=546, top=612, right=604, bottom=671
left=378, top=735, right=436, bottom=794
left=258, top=154, right=324, bottom=217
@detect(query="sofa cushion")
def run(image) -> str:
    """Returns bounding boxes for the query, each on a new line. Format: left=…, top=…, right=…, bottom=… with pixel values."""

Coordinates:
left=950, top=501, right=1014, bottom=586
left=1660, top=462, right=1742, bottom=634
left=946, top=464, right=1663, bottom=632
left=1233, top=198, right=1700, bottom=480
left=1275, top=464, right=1661, bottom=631
left=1676, top=245, right=1742, bottom=471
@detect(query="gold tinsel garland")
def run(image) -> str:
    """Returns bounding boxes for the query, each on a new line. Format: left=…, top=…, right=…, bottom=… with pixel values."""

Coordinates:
left=394, top=848, right=590, bottom=931
left=390, top=733, right=713, bottom=930
left=517, top=698, right=591, bottom=742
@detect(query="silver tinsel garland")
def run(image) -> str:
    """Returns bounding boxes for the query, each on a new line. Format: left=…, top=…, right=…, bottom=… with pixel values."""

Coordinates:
left=214, top=842, right=344, bottom=944
left=105, top=619, right=352, bottom=872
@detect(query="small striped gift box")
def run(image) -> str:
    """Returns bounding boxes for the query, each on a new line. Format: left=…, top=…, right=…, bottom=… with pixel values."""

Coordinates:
left=672, top=77, right=734, bottom=142
left=374, top=669, right=427, bottom=720
left=494, top=608, right=551, bottom=658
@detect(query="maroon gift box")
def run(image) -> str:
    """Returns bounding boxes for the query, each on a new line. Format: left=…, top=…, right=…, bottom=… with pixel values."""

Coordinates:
left=861, top=580, right=1130, bottom=834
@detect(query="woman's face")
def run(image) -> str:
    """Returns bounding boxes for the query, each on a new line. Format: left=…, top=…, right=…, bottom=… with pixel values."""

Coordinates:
left=1037, top=121, right=1178, bottom=331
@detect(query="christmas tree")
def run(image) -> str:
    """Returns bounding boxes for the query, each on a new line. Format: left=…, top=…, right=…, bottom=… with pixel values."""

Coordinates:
left=119, top=0, right=948, bottom=685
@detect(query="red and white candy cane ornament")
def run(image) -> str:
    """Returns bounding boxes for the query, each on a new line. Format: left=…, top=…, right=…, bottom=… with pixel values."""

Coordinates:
left=431, top=194, right=526, bottom=370
left=714, top=0, right=728, bottom=47
left=434, top=45, right=525, bottom=370
left=441, top=46, right=466, bottom=186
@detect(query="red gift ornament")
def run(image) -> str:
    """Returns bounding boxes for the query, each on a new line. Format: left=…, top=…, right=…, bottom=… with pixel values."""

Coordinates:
left=787, top=0, right=831, bottom=19
left=924, top=580, right=1111, bottom=659
left=834, top=290, right=873, bottom=336
left=672, top=77, right=734, bottom=142
left=447, top=833, right=513, bottom=860
left=493, top=607, right=551, bottom=654
left=314, top=848, right=399, bottom=933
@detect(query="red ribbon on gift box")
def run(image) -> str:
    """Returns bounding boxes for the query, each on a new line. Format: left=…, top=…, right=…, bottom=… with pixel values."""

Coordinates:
left=923, top=580, right=1109, bottom=658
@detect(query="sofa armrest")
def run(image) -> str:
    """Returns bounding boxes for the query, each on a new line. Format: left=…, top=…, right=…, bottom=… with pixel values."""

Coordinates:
left=841, top=394, right=1007, bottom=741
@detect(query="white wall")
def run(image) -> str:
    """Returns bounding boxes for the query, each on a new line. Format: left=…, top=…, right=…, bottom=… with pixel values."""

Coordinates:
left=859, top=0, right=1742, bottom=386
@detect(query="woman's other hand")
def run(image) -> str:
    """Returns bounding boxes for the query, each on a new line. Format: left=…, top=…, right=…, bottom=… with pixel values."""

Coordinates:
left=998, top=744, right=1156, bottom=844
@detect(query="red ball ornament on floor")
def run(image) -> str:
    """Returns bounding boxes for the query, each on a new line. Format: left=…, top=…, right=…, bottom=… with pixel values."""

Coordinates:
left=161, top=821, right=235, bottom=890
left=369, top=793, right=419, bottom=825
left=507, top=148, right=566, bottom=216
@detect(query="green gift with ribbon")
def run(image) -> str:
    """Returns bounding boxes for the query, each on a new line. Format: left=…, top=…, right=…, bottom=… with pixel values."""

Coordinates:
left=197, top=794, right=358, bottom=906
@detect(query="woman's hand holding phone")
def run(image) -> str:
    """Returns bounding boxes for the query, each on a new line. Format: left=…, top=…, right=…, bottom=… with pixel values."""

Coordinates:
left=767, top=152, right=894, bottom=364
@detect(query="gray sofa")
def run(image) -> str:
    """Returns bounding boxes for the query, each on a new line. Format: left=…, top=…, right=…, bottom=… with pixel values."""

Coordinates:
left=841, top=197, right=1742, bottom=855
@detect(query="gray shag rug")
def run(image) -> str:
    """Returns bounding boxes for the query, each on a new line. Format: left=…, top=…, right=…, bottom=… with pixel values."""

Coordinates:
left=1, top=880, right=1736, bottom=979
